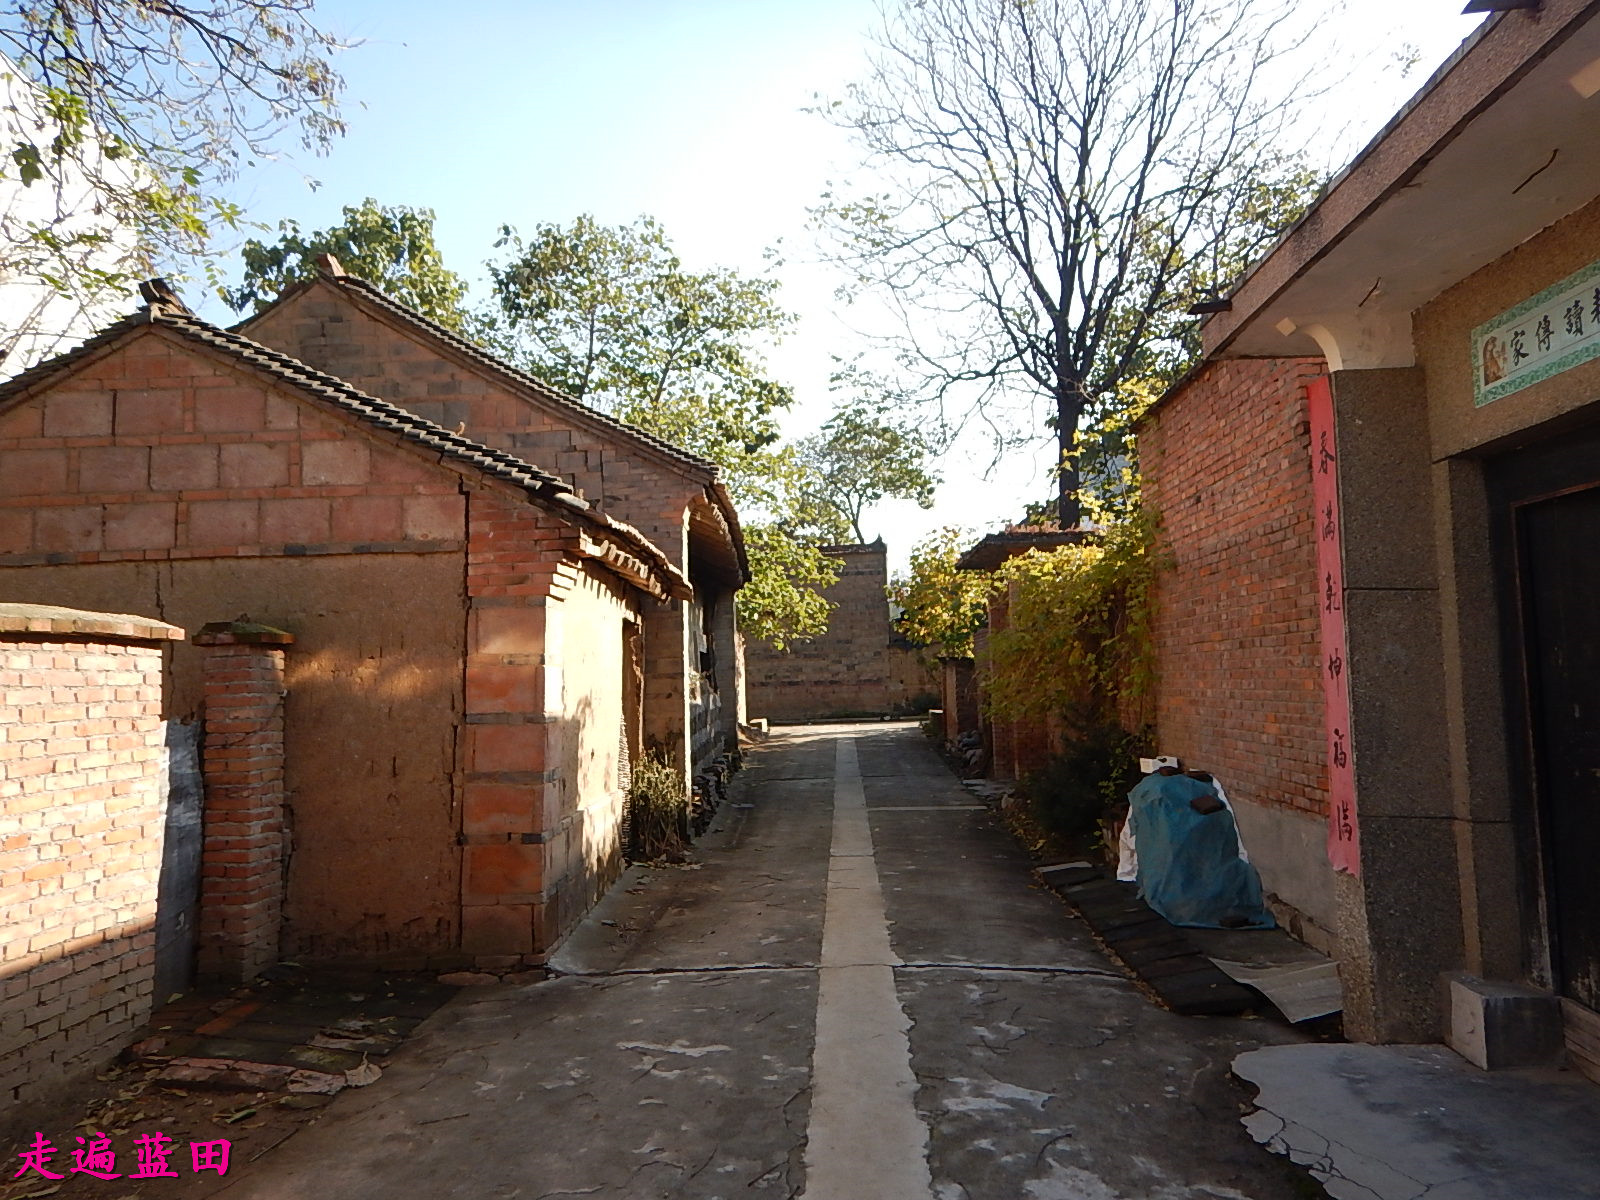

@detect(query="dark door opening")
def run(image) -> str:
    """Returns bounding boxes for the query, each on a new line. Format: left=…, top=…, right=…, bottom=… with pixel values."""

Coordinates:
left=1515, top=484, right=1600, bottom=1008
left=1490, top=417, right=1600, bottom=1012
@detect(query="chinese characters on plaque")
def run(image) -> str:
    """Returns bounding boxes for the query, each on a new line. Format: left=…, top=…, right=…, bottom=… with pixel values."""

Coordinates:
left=1308, top=376, right=1360, bottom=876
left=1473, top=258, right=1600, bottom=407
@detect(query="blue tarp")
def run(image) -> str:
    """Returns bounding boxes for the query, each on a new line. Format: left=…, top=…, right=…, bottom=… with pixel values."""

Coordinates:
left=1128, top=772, right=1275, bottom=930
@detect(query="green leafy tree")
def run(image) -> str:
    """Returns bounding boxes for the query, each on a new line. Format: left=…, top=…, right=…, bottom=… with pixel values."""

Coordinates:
left=0, top=1, right=347, bottom=362
left=793, top=400, right=937, bottom=544
left=225, top=198, right=469, bottom=330
left=487, top=214, right=837, bottom=646
left=736, top=523, right=839, bottom=652
left=889, top=526, right=993, bottom=659
left=488, top=214, right=794, bottom=478
left=984, top=508, right=1166, bottom=727
left=816, top=0, right=1324, bottom=527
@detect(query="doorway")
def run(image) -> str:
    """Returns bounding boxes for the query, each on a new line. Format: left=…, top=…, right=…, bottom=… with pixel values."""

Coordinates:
left=1516, top=484, right=1600, bottom=1008
left=1490, top=421, right=1600, bottom=1014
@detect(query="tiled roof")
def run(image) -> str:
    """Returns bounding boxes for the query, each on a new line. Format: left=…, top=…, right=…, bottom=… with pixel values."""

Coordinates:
left=955, top=527, right=1093, bottom=572
left=269, top=270, right=723, bottom=477
left=0, top=303, right=690, bottom=598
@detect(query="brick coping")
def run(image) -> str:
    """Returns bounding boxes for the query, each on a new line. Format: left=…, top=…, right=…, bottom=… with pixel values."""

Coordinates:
left=0, top=601, right=184, bottom=642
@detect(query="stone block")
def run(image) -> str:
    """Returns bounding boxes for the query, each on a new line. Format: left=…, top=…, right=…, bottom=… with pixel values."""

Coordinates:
left=1446, top=973, right=1564, bottom=1070
left=301, top=438, right=371, bottom=486
left=34, top=505, right=104, bottom=554
left=0, top=448, right=69, bottom=497
left=403, top=493, right=463, bottom=541
left=42, top=392, right=114, bottom=438
left=149, top=443, right=219, bottom=491
left=103, top=502, right=177, bottom=551
left=464, top=843, right=543, bottom=900
left=219, top=443, right=291, bottom=489
left=192, top=386, right=267, bottom=433
left=79, top=445, right=150, bottom=493
left=461, top=904, right=533, bottom=956
left=186, top=499, right=259, bottom=548
left=113, top=389, right=185, bottom=435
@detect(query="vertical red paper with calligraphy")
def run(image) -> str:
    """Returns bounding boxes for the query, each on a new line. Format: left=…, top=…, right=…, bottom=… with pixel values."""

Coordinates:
left=1308, top=375, right=1360, bottom=875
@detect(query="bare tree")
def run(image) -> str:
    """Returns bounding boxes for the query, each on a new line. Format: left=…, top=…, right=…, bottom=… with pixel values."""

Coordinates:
left=0, top=1, right=347, bottom=369
left=817, top=0, right=1322, bottom=526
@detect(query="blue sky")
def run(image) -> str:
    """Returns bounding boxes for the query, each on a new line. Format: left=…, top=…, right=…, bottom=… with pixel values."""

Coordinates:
left=203, top=1, right=1488, bottom=569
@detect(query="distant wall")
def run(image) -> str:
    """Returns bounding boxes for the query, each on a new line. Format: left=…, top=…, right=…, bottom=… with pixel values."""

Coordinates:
left=745, top=543, right=936, bottom=722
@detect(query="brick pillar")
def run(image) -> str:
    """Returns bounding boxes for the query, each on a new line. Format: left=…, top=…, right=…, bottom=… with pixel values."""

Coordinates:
left=192, top=620, right=293, bottom=982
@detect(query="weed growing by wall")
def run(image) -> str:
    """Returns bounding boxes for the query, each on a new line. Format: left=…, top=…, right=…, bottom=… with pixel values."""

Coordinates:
left=626, top=750, right=690, bottom=862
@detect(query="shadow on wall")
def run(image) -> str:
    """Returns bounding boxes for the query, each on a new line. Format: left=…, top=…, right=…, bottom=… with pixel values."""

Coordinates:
left=0, top=919, right=159, bottom=1144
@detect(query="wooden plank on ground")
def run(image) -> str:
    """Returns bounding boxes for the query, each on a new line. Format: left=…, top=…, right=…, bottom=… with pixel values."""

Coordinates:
left=1034, top=863, right=1257, bottom=1017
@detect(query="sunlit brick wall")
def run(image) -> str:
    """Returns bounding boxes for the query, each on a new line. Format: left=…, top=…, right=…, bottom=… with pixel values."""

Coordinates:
left=0, top=606, right=181, bottom=1129
left=1139, top=356, right=1328, bottom=817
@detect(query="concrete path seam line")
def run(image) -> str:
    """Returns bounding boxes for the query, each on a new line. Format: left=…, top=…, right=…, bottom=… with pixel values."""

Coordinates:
left=895, top=962, right=1131, bottom=979
left=547, top=964, right=819, bottom=978
left=866, top=805, right=989, bottom=812
left=801, top=736, right=936, bottom=1200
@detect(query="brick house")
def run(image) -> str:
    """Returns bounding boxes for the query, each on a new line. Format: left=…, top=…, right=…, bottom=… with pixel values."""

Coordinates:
left=0, top=296, right=692, bottom=985
left=745, top=541, right=934, bottom=722
left=234, top=261, right=748, bottom=788
left=1139, top=1, right=1600, bottom=1070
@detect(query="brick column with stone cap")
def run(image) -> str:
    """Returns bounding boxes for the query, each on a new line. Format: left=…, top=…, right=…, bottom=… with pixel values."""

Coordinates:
left=192, top=619, right=293, bottom=982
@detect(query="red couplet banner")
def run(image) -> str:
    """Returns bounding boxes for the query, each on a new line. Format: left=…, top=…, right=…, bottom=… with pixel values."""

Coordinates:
left=1307, top=375, right=1360, bottom=876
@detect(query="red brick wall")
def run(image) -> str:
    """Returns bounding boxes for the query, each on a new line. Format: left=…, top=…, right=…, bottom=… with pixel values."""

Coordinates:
left=193, top=632, right=290, bottom=982
left=1139, top=357, right=1328, bottom=818
left=0, top=609, right=180, bottom=1125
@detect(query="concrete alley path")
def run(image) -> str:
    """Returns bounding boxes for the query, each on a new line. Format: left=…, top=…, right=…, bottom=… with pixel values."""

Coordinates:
left=211, top=723, right=1317, bottom=1199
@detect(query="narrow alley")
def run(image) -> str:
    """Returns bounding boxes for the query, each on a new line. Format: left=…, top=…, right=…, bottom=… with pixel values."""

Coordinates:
left=205, top=723, right=1314, bottom=1200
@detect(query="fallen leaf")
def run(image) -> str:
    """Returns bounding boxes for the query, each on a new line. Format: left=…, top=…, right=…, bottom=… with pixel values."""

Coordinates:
left=216, top=1106, right=258, bottom=1125
left=344, top=1057, right=382, bottom=1087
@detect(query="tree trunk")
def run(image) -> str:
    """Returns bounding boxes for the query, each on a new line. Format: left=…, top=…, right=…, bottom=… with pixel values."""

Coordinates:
left=1056, top=373, right=1084, bottom=530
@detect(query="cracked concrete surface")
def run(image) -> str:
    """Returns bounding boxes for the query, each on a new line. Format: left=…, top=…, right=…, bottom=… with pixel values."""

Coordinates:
left=198, top=723, right=1320, bottom=1199
left=1234, top=1043, right=1600, bottom=1200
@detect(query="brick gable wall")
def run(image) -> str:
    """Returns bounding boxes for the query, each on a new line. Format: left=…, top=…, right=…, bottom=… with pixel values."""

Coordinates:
left=0, top=329, right=466, bottom=566
left=242, top=287, right=705, bottom=566
left=1139, top=357, right=1328, bottom=818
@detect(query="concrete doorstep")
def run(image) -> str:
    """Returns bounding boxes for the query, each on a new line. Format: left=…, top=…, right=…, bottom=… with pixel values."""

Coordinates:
left=1233, top=1041, right=1600, bottom=1200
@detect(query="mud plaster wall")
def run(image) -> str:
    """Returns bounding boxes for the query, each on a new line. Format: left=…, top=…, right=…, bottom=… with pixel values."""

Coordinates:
left=0, top=555, right=466, bottom=963
left=545, top=570, right=631, bottom=940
